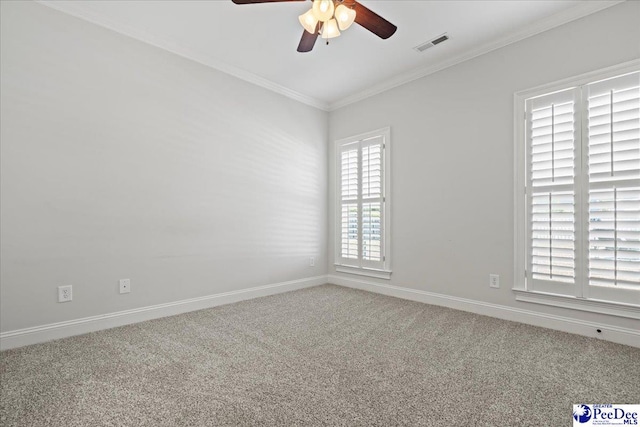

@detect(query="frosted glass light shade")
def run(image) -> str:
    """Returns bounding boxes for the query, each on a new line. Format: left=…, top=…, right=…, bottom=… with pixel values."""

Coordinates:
left=298, top=9, right=318, bottom=34
left=335, top=4, right=356, bottom=30
left=312, top=0, right=334, bottom=22
left=321, top=18, right=340, bottom=39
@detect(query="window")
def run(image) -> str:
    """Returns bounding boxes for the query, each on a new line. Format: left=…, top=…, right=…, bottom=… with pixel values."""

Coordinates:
left=515, top=61, right=640, bottom=317
left=335, top=127, right=391, bottom=279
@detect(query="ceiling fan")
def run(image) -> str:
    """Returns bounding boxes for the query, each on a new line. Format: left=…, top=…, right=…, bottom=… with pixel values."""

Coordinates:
left=231, top=0, right=397, bottom=53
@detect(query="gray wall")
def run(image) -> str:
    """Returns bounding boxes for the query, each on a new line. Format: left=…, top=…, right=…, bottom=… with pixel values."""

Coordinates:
left=2, top=0, right=638, bottom=335
left=328, top=1, right=640, bottom=330
left=1, top=1, right=328, bottom=332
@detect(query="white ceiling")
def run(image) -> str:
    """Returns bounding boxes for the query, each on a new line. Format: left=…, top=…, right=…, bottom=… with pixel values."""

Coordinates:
left=41, top=0, right=622, bottom=110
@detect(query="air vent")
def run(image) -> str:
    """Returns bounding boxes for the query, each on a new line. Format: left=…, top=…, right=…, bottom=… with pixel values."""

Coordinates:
left=414, top=33, right=449, bottom=53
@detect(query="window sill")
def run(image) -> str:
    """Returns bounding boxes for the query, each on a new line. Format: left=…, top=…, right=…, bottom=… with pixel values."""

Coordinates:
left=335, top=264, right=392, bottom=280
left=513, top=289, right=640, bottom=320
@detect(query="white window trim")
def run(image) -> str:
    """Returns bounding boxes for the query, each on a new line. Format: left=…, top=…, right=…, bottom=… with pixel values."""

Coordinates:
left=513, top=58, right=640, bottom=318
left=334, top=127, right=392, bottom=279
left=513, top=289, right=640, bottom=320
left=335, top=265, right=392, bottom=280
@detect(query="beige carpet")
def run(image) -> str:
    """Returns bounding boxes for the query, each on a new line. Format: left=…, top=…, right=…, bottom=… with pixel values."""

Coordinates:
left=1, top=284, right=638, bottom=426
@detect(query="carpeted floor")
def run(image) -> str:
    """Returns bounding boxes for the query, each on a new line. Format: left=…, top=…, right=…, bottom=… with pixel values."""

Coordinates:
left=1, top=284, right=638, bottom=426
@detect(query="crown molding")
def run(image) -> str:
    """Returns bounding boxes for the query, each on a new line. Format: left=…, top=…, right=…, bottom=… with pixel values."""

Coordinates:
left=35, top=0, right=331, bottom=111
left=35, top=0, right=624, bottom=113
left=328, top=0, right=626, bottom=111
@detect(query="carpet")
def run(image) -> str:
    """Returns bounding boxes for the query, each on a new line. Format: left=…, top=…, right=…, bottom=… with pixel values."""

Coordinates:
left=1, top=284, right=638, bottom=426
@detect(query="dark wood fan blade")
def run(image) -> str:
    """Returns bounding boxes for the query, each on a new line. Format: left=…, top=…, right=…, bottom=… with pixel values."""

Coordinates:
left=297, top=27, right=319, bottom=53
left=231, top=0, right=304, bottom=4
left=352, top=1, right=397, bottom=39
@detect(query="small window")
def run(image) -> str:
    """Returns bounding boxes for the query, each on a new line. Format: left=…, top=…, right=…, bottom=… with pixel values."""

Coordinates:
left=515, top=61, right=640, bottom=315
left=335, top=128, right=391, bottom=279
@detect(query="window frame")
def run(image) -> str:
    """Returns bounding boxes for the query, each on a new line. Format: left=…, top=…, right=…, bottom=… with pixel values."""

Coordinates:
left=514, top=59, right=640, bottom=319
left=334, top=127, right=392, bottom=279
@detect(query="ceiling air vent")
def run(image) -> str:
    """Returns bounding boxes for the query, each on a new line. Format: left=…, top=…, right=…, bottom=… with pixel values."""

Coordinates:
left=414, top=34, right=449, bottom=53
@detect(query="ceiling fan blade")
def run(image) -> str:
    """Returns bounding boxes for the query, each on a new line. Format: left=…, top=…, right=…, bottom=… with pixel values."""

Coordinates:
left=352, top=1, right=397, bottom=39
left=297, top=27, right=319, bottom=53
left=231, top=0, right=304, bottom=4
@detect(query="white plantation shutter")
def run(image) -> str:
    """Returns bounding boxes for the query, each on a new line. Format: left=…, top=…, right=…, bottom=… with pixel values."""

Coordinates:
left=586, top=72, right=640, bottom=303
left=337, top=130, right=389, bottom=272
left=340, top=144, right=359, bottom=260
left=526, top=88, right=580, bottom=296
left=361, top=141, right=382, bottom=265
left=523, top=69, right=640, bottom=306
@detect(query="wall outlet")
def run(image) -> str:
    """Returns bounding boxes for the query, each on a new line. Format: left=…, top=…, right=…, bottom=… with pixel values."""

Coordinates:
left=309, top=257, right=315, bottom=267
left=119, top=278, right=131, bottom=294
left=489, top=274, right=500, bottom=289
left=58, top=285, right=72, bottom=303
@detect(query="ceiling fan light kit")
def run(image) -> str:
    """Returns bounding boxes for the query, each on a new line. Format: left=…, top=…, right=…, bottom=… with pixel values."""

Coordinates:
left=231, top=0, right=397, bottom=53
left=304, top=0, right=352, bottom=40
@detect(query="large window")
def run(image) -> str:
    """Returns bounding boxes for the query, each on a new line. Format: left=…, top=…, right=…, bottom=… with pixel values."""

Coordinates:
left=335, top=128, right=391, bottom=279
left=514, top=61, right=639, bottom=317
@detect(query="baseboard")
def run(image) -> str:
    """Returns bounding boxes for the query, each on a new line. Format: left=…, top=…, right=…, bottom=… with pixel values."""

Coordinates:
left=4, top=274, right=637, bottom=351
left=328, top=275, right=640, bottom=348
left=0, top=275, right=327, bottom=351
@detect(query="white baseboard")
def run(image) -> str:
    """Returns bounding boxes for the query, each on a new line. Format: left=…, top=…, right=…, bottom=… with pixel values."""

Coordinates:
left=4, top=274, right=637, bottom=351
left=328, top=275, right=640, bottom=348
left=0, top=275, right=327, bottom=351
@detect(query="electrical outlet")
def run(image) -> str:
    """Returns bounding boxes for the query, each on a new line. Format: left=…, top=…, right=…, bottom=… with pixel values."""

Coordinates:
left=489, top=274, right=500, bottom=289
left=119, top=278, right=131, bottom=294
left=58, top=285, right=72, bottom=303
left=309, top=257, right=315, bottom=267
